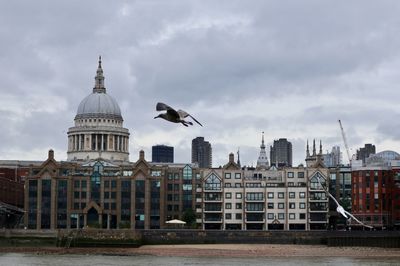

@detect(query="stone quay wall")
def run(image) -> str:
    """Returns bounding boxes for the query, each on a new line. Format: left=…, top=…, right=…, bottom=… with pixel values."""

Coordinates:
left=0, top=229, right=399, bottom=248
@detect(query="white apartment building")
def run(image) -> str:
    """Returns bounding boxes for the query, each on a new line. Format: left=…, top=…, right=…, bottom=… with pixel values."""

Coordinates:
left=197, top=153, right=329, bottom=230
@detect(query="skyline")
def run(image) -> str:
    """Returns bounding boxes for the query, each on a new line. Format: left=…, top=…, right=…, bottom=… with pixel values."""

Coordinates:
left=1, top=1, right=400, bottom=167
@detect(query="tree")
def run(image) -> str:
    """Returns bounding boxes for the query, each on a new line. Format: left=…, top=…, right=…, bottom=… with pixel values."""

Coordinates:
left=182, top=208, right=196, bottom=228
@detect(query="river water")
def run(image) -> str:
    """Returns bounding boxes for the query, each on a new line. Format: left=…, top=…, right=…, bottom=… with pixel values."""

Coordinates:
left=0, top=253, right=399, bottom=266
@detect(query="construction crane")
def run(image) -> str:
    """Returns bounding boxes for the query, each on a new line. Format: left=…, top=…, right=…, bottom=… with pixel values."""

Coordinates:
left=338, top=119, right=352, bottom=165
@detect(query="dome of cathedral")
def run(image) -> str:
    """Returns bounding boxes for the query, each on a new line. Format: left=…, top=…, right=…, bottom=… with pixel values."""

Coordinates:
left=75, top=92, right=122, bottom=120
left=74, top=56, right=123, bottom=121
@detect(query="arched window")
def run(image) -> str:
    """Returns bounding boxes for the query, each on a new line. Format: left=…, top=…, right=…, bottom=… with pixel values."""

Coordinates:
left=183, top=165, right=192, bottom=180
left=91, top=161, right=103, bottom=203
left=310, top=172, right=325, bottom=190
left=204, top=173, right=221, bottom=190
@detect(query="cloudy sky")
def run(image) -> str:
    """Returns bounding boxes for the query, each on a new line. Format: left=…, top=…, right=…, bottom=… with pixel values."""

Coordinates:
left=1, top=1, right=400, bottom=167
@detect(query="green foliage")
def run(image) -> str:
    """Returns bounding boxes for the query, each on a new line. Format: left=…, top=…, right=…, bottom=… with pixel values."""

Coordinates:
left=119, top=221, right=131, bottom=229
left=182, top=208, right=196, bottom=227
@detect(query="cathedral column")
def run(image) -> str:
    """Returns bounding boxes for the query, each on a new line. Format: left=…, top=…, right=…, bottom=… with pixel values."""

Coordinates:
left=101, top=134, right=104, bottom=151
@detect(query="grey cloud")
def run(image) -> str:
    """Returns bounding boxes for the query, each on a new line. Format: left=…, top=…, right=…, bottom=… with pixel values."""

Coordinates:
left=1, top=1, right=400, bottom=166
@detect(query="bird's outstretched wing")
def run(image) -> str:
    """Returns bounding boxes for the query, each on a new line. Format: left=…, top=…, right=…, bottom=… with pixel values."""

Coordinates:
left=156, top=102, right=180, bottom=119
left=316, top=175, right=373, bottom=229
left=177, top=109, right=203, bottom=126
left=343, top=210, right=374, bottom=229
left=316, top=177, right=341, bottom=206
left=156, top=102, right=173, bottom=111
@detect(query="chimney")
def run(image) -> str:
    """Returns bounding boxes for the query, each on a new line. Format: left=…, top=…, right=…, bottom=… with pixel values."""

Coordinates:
left=139, top=150, right=145, bottom=160
left=229, top=153, right=234, bottom=164
left=48, top=149, right=54, bottom=160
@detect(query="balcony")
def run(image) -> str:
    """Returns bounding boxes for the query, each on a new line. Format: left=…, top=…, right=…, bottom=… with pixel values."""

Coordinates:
left=245, top=197, right=264, bottom=202
left=245, top=213, right=265, bottom=223
left=204, top=213, right=222, bottom=223
left=245, top=208, right=265, bottom=213
left=245, top=218, right=265, bottom=223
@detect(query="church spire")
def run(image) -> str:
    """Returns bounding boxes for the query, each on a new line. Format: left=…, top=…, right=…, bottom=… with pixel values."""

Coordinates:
left=319, top=140, right=323, bottom=155
left=306, top=139, right=310, bottom=158
left=237, top=148, right=241, bottom=168
left=93, top=55, right=106, bottom=93
left=260, top=131, right=265, bottom=149
left=256, top=132, right=269, bottom=169
left=312, top=139, right=316, bottom=156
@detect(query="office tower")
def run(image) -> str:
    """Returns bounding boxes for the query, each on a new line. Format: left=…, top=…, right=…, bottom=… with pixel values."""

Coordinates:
left=192, top=137, right=212, bottom=168
left=323, top=146, right=341, bottom=167
left=356, top=144, right=376, bottom=163
left=270, top=138, right=292, bottom=167
left=152, top=145, right=174, bottom=163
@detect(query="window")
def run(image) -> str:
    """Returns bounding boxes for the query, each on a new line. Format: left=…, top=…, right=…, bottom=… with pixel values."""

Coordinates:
left=235, top=213, right=242, bottom=219
left=74, top=180, right=80, bottom=188
left=225, top=203, right=232, bottom=209
left=225, top=213, right=232, bottom=219
left=225, top=173, right=231, bottom=179
left=81, top=191, right=86, bottom=199
left=74, top=192, right=80, bottom=199
left=111, top=180, right=117, bottom=188
left=299, top=213, right=306, bottom=220
left=104, top=180, right=110, bottom=188
left=288, top=172, right=294, bottom=178
left=299, top=203, right=306, bottom=209
left=289, top=192, right=295, bottom=198
left=111, top=192, right=116, bottom=199
left=267, top=203, right=274, bottom=209
left=81, top=180, right=87, bottom=189
left=278, top=203, right=284, bottom=209
left=167, top=184, right=173, bottom=191
left=104, top=192, right=109, bottom=199
left=278, top=192, right=284, bottom=198
left=267, top=213, right=274, bottom=220
left=278, top=213, right=284, bottom=220
left=246, top=192, right=263, bottom=201
left=168, top=173, right=173, bottom=180
left=267, top=192, right=274, bottom=199
left=235, top=173, right=241, bottom=179
left=289, top=203, right=295, bottom=209
left=299, top=192, right=305, bottom=198
left=298, top=172, right=305, bottom=178
left=174, top=194, right=179, bottom=201
left=204, top=174, right=221, bottom=190
left=235, top=183, right=241, bottom=188
left=225, top=183, right=231, bottom=188
left=236, top=193, right=242, bottom=199
left=225, top=192, right=232, bottom=199
left=289, top=213, right=295, bottom=220
left=183, top=165, right=192, bottom=180
left=236, top=203, right=242, bottom=209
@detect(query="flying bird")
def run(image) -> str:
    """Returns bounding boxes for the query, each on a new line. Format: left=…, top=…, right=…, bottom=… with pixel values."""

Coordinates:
left=316, top=176, right=373, bottom=229
left=154, top=102, right=203, bottom=127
